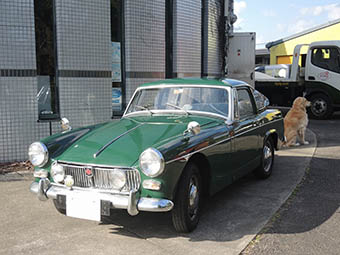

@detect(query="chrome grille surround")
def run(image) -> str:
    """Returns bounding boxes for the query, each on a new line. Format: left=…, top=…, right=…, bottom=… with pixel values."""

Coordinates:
left=57, top=161, right=141, bottom=194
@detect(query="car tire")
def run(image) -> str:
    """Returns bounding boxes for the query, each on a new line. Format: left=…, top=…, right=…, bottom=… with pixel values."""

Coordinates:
left=308, top=93, right=333, bottom=120
left=172, top=163, right=202, bottom=233
left=254, top=138, right=274, bottom=179
left=53, top=199, right=66, bottom=215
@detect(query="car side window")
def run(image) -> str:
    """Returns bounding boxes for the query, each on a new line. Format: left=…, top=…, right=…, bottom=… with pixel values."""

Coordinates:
left=252, top=89, right=269, bottom=111
left=237, top=88, right=256, bottom=119
left=233, top=89, right=239, bottom=120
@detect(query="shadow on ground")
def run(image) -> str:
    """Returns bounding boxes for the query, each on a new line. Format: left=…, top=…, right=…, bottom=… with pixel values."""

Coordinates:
left=100, top=135, right=327, bottom=244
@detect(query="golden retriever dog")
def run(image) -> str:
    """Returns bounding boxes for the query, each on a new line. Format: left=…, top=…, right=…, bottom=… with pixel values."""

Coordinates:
left=283, top=97, right=311, bottom=147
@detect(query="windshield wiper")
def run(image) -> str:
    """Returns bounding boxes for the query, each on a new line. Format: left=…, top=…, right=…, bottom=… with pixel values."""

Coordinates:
left=135, top=105, right=154, bottom=115
left=166, top=103, right=191, bottom=116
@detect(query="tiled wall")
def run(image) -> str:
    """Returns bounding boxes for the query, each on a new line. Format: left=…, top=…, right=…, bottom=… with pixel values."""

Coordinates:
left=55, top=0, right=112, bottom=127
left=124, top=0, right=166, bottom=102
left=0, top=0, right=112, bottom=163
left=203, top=0, right=224, bottom=77
left=0, top=0, right=51, bottom=162
left=173, top=0, right=202, bottom=77
left=0, top=77, right=54, bottom=162
left=0, top=0, right=229, bottom=163
left=0, top=0, right=35, bottom=70
left=58, top=78, right=111, bottom=127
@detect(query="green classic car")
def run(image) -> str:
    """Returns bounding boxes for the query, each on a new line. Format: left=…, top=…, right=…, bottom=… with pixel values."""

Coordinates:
left=29, top=78, right=284, bottom=232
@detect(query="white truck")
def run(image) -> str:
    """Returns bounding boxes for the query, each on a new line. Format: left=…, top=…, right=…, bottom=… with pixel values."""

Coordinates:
left=255, top=41, right=340, bottom=119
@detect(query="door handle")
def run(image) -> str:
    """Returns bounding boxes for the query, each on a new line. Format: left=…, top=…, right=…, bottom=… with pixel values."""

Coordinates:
left=308, top=76, right=315, bottom=80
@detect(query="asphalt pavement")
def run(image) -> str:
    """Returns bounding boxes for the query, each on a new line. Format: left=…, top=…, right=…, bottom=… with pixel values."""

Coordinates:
left=242, top=113, right=340, bottom=255
left=0, top=129, right=317, bottom=255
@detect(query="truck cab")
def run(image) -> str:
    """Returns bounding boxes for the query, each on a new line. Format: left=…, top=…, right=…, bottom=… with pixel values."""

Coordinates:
left=255, top=40, right=340, bottom=119
left=305, top=41, right=340, bottom=118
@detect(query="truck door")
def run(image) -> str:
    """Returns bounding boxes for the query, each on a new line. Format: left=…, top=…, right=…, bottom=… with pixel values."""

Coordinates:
left=228, top=32, right=256, bottom=87
left=306, top=44, right=340, bottom=117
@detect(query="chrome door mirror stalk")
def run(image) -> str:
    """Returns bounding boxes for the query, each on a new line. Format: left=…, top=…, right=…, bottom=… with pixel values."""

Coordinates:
left=225, top=119, right=233, bottom=126
left=61, top=118, right=72, bottom=131
left=184, top=121, right=201, bottom=135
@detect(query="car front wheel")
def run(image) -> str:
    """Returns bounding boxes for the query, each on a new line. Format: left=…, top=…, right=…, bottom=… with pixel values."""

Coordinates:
left=254, top=138, right=274, bottom=179
left=172, top=163, right=202, bottom=233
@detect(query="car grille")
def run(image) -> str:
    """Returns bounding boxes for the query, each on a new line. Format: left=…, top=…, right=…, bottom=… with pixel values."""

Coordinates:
left=58, top=162, right=141, bottom=193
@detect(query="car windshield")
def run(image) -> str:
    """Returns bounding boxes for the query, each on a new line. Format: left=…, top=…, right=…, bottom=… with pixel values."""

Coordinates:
left=125, top=86, right=229, bottom=117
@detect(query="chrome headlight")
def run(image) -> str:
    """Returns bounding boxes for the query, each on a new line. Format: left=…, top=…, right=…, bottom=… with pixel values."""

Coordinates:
left=111, top=169, right=126, bottom=190
left=51, top=162, right=65, bottom=183
left=28, top=142, right=48, bottom=167
left=139, top=148, right=165, bottom=177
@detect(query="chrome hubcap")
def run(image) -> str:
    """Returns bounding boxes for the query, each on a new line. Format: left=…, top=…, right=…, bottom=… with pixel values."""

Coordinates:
left=312, top=99, right=327, bottom=116
left=188, top=176, right=199, bottom=220
left=263, top=143, right=272, bottom=172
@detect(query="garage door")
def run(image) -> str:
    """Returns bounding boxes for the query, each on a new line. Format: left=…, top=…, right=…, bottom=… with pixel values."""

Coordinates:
left=277, top=55, right=292, bottom=64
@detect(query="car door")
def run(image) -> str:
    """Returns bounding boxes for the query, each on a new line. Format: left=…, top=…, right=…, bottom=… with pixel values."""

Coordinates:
left=230, top=87, right=260, bottom=180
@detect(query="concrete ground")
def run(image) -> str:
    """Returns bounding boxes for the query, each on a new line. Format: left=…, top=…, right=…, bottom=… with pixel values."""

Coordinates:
left=242, top=114, right=340, bottom=255
left=0, top=131, right=316, bottom=255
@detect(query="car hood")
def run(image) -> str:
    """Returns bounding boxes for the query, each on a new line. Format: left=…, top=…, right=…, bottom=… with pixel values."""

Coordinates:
left=53, top=114, right=223, bottom=167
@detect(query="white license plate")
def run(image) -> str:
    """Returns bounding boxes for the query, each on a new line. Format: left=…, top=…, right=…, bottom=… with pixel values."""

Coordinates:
left=66, top=192, right=101, bottom=221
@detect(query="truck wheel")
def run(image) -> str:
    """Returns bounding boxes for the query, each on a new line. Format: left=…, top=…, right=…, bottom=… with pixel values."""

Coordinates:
left=254, top=138, right=274, bottom=179
left=172, top=163, right=202, bottom=233
left=309, top=93, right=333, bottom=119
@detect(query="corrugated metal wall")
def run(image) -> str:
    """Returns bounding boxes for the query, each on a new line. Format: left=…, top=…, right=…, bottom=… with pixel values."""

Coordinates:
left=124, top=0, right=166, bottom=102
left=202, top=0, right=224, bottom=77
left=173, top=0, right=202, bottom=77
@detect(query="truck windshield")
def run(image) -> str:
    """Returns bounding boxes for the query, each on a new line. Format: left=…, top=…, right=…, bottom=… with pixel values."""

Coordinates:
left=126, top=86, right=229, bottom=117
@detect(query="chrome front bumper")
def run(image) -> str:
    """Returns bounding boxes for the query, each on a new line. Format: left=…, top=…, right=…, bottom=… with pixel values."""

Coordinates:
left=30, top=178, right=174, bottom=216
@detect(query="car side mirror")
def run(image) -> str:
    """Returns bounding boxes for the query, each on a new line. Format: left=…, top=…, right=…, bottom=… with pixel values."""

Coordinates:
left=184, top=121, right=200, bottom=135
left=61, top=117, right=72, bottom=131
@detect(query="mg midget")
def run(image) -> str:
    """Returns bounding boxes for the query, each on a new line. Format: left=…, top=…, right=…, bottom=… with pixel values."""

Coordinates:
left=29, top=78, right=284, bottom=232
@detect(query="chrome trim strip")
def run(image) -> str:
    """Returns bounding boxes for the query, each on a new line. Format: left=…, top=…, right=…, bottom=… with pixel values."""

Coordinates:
left=124, top=110, right=230, bottom=121
left=57, top=163, right=141, bottom=193
left=57, top=160, right=134, bottom=170
left=123, top=85, right=232, bottom=118
left=165, top=118, right=283, bottom=164
left=166, top=136, right=232, bottom=165
left=30, top=181, right=174, bottom=214
left=93, top=123, right=144, bottom=158
left=49, top=182, right=129, bottom=195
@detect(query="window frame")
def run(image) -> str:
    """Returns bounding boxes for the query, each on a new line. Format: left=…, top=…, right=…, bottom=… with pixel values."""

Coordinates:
left=111, top=0, right=126, bottom=118
left=235, top=87, right=257, bottom=120
left=34, top=0, right=60, bottom=121
left=124, top=84, right=232, bottom=121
